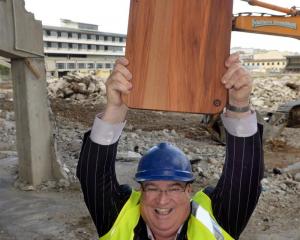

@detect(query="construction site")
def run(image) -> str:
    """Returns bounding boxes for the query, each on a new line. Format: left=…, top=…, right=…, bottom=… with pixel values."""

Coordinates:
left=0, top=0, right=300, bottom=239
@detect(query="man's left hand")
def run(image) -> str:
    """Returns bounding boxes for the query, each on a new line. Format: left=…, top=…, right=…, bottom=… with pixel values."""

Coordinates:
left=222, top=52, right=252, bottom=108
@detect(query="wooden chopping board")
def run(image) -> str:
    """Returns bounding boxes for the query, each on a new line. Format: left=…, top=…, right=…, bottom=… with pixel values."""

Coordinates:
left=124, top=0, right=233, bottom=114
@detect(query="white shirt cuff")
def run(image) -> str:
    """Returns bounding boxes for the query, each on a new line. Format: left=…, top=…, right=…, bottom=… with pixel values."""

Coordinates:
left=90, top=113, right=126, bottom=145
left=221, top=111, right=258, bottom=137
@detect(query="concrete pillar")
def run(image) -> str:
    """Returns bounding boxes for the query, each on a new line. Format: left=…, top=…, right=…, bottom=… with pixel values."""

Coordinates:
left=11, top=57, right=66, bottom=185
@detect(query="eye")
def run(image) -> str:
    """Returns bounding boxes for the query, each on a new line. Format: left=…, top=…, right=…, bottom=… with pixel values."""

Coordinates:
left=145, top=187, right=159, bottom=192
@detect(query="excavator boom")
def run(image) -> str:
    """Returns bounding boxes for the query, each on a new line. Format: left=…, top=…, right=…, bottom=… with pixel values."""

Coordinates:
left=241, top=0, right=299, bottom=16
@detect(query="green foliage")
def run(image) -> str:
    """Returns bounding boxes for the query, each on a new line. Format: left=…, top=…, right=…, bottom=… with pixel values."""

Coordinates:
left=0, top=64, right=10, bottom=75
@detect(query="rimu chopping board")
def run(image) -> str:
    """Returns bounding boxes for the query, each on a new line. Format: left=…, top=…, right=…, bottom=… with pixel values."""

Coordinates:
left=124, top=0, right=233, bottom=114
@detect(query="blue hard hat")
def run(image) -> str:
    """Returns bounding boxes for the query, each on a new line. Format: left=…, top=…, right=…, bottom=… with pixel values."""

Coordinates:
left=135, top=142, right=194, bottom=182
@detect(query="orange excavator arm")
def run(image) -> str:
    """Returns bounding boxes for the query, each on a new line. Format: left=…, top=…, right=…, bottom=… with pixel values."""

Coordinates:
left=242, top=0, right=299, bottom=16
left=233, top=0, right=300, bottom=40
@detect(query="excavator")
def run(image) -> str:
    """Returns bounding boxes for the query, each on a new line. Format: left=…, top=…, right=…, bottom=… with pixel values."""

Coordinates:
left=203, top=0, right=300, bottom=144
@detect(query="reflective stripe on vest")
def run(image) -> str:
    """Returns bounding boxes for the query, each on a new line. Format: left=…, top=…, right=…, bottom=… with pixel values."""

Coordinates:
left=191, top=201, right=224, bottom=240
left=100, top=190, right=234, bottom=240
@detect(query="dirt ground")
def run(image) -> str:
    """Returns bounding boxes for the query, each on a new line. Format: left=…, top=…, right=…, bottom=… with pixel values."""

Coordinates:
left=0, top=81, right=300, bottom=239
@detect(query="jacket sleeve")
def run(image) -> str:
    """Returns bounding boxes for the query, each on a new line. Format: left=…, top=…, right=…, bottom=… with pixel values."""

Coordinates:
left=76, top=131, right=131, bottom=237
left=208, top=124, right=264, bottom=239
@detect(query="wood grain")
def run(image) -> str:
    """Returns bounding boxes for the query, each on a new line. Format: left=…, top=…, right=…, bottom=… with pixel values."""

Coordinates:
left=124, top=0, right=233, bottom=114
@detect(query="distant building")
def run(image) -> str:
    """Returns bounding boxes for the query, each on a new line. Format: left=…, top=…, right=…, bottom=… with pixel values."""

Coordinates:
left=241, top=51, right=287, bottom=73
left=285, top=55, right=300, bottom=72
left=43, top=19, right=126, bottom=76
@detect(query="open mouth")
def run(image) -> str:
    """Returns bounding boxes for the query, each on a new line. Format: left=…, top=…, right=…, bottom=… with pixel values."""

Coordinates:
left=154, top=208, right=173, bottom=216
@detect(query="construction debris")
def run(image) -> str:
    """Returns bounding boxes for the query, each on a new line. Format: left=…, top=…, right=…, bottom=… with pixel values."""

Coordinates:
left=46, top=73, right=300, bottom=113
left=251, top=74, right=300, bottom=111
left=47, top=71, right=107, bottom=103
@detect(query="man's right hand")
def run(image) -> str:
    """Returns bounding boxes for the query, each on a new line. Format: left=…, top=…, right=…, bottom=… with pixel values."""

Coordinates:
left=102, top=57, right=132, bottom=123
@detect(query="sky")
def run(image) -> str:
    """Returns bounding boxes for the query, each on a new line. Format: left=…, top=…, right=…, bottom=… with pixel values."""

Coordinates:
left=24, top=0, right=300, bottom=53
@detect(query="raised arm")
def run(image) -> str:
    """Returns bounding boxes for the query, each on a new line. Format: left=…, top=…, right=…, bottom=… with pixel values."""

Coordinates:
left=76, top=58, right=133, bottom=236
left=208, top=53, right=264, bottom=238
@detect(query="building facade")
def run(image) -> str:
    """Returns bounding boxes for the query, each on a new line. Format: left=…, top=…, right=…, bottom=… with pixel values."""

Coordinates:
left=43, top=19, right=126, bottom=76
left=241, top=51, right=287, bottom=73
left=285, top=55, right=300, bottom=72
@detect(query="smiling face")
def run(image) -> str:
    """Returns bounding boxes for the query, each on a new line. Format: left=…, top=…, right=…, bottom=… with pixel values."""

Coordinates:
left=140, top=181, right=192, bottom=239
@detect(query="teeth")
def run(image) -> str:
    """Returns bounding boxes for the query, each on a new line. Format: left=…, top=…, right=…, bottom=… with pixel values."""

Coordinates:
left=155, top=208, right=172, bottom=215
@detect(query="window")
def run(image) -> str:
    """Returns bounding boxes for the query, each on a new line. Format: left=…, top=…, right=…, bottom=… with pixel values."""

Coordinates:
left=96, top=63, right=103, bottom=69
left=68, top=63, right=76, bottom=69
left=57, top=31, right=61, bottom=37
left=46, top=42, right=51, bottom=48
left=119, top=37, right=123, bottom=42
left=78, top=63, right=85, bottom=69
left=105, top=63, right=111, bottom=69
left=46, top=30, right=51, bottom=36
left=96, top=45, right=100, bottom=50
left=112, top=36, right=115, bottom=42
left=78, top=44, right=82, bottom=50
left=68, top=32, right=72, bottom=38
left=96, top=35, right=99, bottom=40
left=68, top=43, right=73, bottom=49
left=87, top=34, right=91, bottom=40
left=78, top=33, right=82, bottom=39
left=88, top=44, right=92, bottom=50
left=58, top=43, right=62, bottom=48
left=56, top=63, right=65, bottom=69
left=272, top=62, right=274, bottom=65
left=87, top=63, right=94, bottom=69
left=277, top=62, right=280, bottom=65
left=104, top=36, right=108, bottom=41
left=104, top=46, right=108, bottom=51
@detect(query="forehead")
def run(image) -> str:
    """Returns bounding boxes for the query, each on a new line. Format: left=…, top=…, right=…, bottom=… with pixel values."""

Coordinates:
left=142, top=180, right=185, bottom=188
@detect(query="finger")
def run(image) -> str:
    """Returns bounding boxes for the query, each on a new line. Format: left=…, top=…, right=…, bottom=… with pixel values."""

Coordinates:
left=115, top=57, right=129, bottom=66
left=110, top=72, right=132, bottom=90
left=228, top=73, right=251, bottom=90
left=223, top=65, right=250, bottom=89
left=113, top=63, right=132, bottom=80
left=221, top=63, right=241, bottom=84
left=225, top=52, right=240, bottom=68
left=225, top=68, right=251, bottom=89
left=113, top=81, right=132, bottom=94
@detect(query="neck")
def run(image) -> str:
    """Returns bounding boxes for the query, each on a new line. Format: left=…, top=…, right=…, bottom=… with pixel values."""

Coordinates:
left=155, top=234, right=175, bottom=240
left=151, top=228, right=178, bottom=240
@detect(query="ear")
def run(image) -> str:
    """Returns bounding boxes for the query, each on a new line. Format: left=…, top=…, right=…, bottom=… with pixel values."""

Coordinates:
left=186, top=184, right=193, bottom=196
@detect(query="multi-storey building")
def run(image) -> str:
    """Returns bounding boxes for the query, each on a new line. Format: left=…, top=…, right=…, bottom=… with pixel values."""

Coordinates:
left=43, top=19, right=126, bottom=76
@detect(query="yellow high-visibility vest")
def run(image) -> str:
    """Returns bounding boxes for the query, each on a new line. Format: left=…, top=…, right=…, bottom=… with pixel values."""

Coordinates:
left=100, top=190, right=234, bottom=240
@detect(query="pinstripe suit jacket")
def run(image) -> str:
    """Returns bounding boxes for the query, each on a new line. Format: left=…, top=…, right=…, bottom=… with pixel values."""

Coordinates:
left=77, top=125, right=264, bottom=239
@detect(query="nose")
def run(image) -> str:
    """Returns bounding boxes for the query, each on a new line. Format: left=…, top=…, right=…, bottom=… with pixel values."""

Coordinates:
left=156, top=190, right=170, bottom=205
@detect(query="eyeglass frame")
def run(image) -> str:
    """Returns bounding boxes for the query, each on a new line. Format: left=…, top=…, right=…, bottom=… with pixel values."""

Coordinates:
left=140, top=182, right=190, bottom=197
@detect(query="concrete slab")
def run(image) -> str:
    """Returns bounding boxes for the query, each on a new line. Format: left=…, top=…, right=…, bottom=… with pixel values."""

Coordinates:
left=0, top=156, right=97, bottom=240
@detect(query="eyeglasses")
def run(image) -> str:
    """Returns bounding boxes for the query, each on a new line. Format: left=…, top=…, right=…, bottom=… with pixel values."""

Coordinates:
left=141, top=184, right=188, bottom=198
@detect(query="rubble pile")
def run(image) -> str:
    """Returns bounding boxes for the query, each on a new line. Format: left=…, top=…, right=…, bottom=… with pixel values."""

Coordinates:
left=252, top=75, right=300, bottom=111
left=47, top=72, right=107, bottom=103
left=46, top=72, right=300, bottom=112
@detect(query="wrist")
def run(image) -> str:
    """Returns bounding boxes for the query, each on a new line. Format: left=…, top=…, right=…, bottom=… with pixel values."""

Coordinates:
left=228, top=99, right=250, bottom=108
left=102, top=103, right=128, bottom=123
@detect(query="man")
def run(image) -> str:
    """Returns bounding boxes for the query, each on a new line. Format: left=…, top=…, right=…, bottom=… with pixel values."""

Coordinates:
left=77, top=53, right=264, bottom=240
